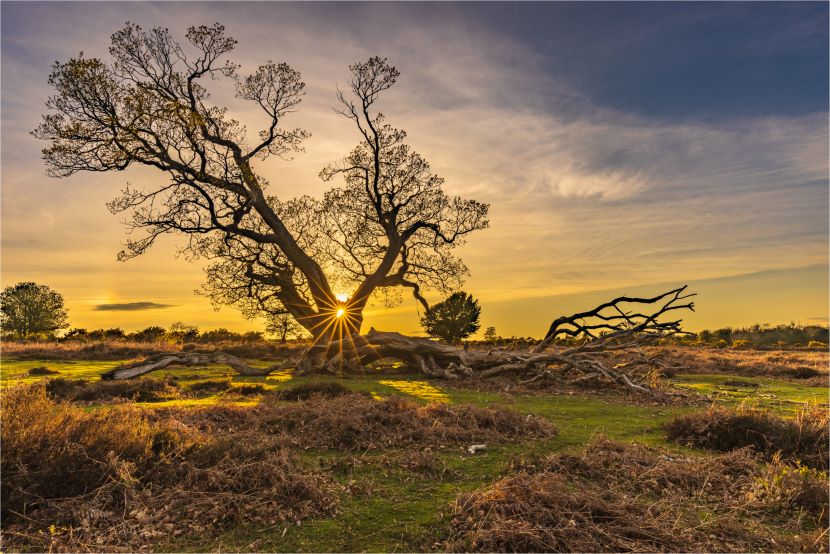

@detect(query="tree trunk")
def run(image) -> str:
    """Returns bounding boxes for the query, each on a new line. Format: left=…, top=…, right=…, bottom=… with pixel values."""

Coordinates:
left=99, top=287, right=695, bottom=396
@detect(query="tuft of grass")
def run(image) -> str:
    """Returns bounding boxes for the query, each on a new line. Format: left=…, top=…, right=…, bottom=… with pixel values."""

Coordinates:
left=26, top=366, right=59, bottom=375
left=665, top=405, right=828, bottom=469
left=276, top=381, right=352, bottom=401
left=45, top=376, right=183, bottom=403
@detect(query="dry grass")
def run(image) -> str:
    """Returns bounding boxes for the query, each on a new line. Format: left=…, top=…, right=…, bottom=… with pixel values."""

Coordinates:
left=665, top=406, right=829, bottom=469
left=158, top=393, right=557, bottom=451
left=45, top=376, right=183, bottom=403
left=444, top=438, right=829, bottom=553
left=260, top=394, right=557, bottom=450
left=0, top=384, right=338, bottom=552
left=1, top=339, right=305, bottom=361
left=650, top=346, right=829, bottom=384
left=275, top=381, right=353, bottom=401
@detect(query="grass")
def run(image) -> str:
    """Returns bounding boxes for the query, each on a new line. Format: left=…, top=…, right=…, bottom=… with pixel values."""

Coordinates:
left=669, top=373, right=829, bottom=412
left=1, top=351, right=827, bottom=552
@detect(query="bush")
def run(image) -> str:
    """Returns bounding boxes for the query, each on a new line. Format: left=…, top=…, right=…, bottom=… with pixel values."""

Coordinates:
left=731, top=339, right=752, bottom=349
left=186, top=378, right=233, bottom=393
left=1, top=384, right=157, bottom=512
left=748, top=453, right=828, bottom=522
left=1, top=384, right=336, bottom=551
left=45, top=376, right=182, bottom=402
left=276, top=381, right=352, bottom=401
left=27, top=366, right=58, bottom=375
left=665, top=406, right=828, bottom=469
left=807, top=340, right=828, bottom=349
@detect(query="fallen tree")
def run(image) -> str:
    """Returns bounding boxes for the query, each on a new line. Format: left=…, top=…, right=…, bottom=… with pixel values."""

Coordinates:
left=103, top=286, right=695, bottom=394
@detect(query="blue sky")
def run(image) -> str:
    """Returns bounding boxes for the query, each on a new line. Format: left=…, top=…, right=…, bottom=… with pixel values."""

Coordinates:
left=1, top=2, right=827, bottom=334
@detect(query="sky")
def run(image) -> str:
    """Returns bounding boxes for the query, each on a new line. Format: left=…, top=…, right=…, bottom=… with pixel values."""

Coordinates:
left=1, top=1, right=828, bottom=336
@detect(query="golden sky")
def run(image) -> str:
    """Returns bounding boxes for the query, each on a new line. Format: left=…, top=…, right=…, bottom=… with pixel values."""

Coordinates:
left=2, top=3, right=828, bottom=336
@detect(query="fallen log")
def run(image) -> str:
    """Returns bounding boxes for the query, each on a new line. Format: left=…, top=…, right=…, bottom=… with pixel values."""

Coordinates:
left=100, top=352, right=293, bottom=380
left=100, top=286, right=695, bottom=395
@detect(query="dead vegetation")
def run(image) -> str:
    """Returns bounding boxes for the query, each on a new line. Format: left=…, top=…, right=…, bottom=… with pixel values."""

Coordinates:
left=159, top=393, right=557, bottom=451
left=45, top=376, right=183, bottom=403
left=443, top=438, right=829, bottom=553
left=1, top=339, right=304, bottom=361
left=40, top=376, right=269, bottom=404
left=649, top=346, right=829, bottom=384
left=665, top=406, right=829, bottom=469
left=264, top=395, right=556, bottom=450
left=0, top=383, right=559, bottom=551
left=275, top=381, right=353, bottom=401
left=0, top=384, right=337, bottom=552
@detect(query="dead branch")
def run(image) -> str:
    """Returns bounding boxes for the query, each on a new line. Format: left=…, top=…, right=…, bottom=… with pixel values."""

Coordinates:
left=100, top=286, right=695, bottom=395
left=100, top=352, right=293, bottom=380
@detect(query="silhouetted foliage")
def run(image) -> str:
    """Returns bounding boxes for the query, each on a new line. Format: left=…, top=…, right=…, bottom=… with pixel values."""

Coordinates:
left=130, top=326, right=167, bottom=342
left=266, top=313, right=307, bottom=342
left=34, top=23, right=488, bottom=347
left=693, top=323, right=829, bottom=348
left=0, top=282, right=69, bottom=339
left=421, top=291, right=481, bottom=343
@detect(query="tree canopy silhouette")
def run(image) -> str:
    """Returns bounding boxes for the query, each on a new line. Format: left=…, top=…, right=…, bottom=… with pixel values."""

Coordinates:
left=37, top=22, right=696, bottom=391
left=421, top=291, right=481, bottom=343
left=1, top=282, right=69, bottom=339
left=35, top=23, right=488, bottom=368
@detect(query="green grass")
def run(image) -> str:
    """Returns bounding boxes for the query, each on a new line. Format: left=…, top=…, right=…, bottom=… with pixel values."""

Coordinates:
left=2, top=358, right=827, bottom=552
left=669, top=373, right=829, bottom=413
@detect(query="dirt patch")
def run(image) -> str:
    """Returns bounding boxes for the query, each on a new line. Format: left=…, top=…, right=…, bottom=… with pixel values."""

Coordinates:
left=1, top=384, right=337, bottom=552
left=665, top=406, right=829, bottom=469
left=443, top=439, right=828, bottom=553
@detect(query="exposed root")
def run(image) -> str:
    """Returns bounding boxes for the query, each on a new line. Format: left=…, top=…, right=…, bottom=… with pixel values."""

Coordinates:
left=100, top=287, right=696, bottom=396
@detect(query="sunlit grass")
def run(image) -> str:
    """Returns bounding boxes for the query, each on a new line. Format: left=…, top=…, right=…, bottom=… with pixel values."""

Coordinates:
left=378, top=379, right=449, bottom=403
left=669, top=373, right=829, bottom=413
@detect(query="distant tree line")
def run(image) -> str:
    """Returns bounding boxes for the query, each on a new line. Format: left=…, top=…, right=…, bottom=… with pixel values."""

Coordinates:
left=57, top=321, right=309, bottom=344
left=691, top=323, right=828, bottom=348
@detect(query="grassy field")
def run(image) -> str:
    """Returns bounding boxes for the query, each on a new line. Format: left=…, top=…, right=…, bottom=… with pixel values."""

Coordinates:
left=1, top=348, right=827, bottom=552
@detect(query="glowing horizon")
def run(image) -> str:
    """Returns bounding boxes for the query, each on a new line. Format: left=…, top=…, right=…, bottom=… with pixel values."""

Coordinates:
left=1, top=3, right=827, bottom=337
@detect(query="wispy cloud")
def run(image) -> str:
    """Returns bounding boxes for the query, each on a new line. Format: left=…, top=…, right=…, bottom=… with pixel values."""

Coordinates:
left=1, top=2, right=826, bottom=332
left=94, top=302, right=174, bottom=312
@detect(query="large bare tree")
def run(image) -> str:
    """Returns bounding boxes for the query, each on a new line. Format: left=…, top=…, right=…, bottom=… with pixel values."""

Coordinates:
left=37, top=22, right=695, bottom=391
left=35, top=23, right=488, bottom=368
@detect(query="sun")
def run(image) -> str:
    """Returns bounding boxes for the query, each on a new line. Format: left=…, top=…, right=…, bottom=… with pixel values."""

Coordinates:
left=336, top=308, right=345, bottom=318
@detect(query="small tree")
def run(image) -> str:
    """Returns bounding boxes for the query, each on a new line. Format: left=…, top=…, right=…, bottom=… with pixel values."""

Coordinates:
left=483, top=326, right=498, bottom=342
left=421, top=291, right=480, bottom=343
left=266, top=313, right=307, bottom=343
left=167, top=322, right=199, bottom=343
left=0, top=282, right=69, bottom=339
